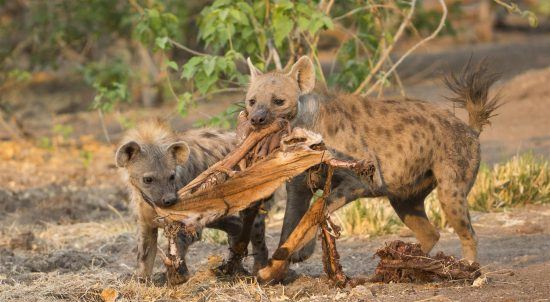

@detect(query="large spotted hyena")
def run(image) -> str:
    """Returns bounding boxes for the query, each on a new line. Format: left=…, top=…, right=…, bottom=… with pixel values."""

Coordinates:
left=244, top=56, right=500, bottom=281
left=116, top=121, right=268, bottom=283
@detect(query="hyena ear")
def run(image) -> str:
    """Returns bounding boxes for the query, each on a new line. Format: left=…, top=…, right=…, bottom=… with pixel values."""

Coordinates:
left=115, top=141, right=141, bottom=168
left=247, top=57, right=263, bottom=81
left=287, top=56, right=315, bottom=94
left=168, top=141, right=190, bottom=164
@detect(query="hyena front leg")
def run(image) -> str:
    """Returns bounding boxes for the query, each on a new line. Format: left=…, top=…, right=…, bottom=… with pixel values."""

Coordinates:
left=388, top=187, right=440, bottom=254
left=207, top=216, right=243, bottom=250
left=217, top=201, right=263, bottom=274
left=167, top=230, right=194, bottom=285
left=137, top=223, right=158, bottom=280
left=282, top=174, right=317, bottom=263
left=250, top=209, right=269, bottom=273
left=259, top=171, right=372, bottom=283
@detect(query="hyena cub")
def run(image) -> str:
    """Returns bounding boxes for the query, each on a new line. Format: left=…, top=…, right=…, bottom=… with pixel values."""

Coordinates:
left=245, top=56, right=500, bottom=280
left=116, top=121, right=267, bottom=283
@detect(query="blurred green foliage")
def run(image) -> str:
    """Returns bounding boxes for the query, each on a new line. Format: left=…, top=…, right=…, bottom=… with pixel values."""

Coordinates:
left=0, top=0, right=539, bottom=128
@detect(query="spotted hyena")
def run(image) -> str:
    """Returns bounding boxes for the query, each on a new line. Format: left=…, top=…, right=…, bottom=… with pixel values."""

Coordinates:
left=116, top=121, right=268, bottom=283
left=244, top=56, right=500, bottom=280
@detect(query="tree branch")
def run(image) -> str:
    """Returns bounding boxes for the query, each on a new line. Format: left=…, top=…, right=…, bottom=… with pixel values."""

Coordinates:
left=168, top=38, right=208, bottom=57
left=353, top=0, right=418, bottom=95
left=366, top=0, right=447, bottom=95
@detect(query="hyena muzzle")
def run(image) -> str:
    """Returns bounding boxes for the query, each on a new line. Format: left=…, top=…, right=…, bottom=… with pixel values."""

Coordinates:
left=244, top=56, right=500, bottom=280
left=116, top=121, right=269, bottom=283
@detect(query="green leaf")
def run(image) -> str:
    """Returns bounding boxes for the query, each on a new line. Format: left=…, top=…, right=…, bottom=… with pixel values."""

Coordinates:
left=219, top=9, right=229, bottom=21
left=204, top=57, right=217, bottom=76
left=177, top=92, right=193, bottom=116
left=276, top=0, right=294, bottom=10
left=155, top=36, right=169, bottom=50
left=181, top=56, right=203, bottom=79
left=216, top=57, right=227, bottom=71
left=272, top=12, right=293, bottom=48
left=195, top=72, right=217, bottom=94
left=166, top=60, right=178, bottom=71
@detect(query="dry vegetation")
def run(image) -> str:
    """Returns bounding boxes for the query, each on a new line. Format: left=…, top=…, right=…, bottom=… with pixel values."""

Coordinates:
left=335, top=153, right=550, bottom=237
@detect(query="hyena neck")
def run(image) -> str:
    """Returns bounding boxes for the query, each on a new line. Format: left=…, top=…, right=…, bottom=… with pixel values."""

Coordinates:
left=176, top=151, right=208, bottom=189
left=291, top=94, right=322, bottom=130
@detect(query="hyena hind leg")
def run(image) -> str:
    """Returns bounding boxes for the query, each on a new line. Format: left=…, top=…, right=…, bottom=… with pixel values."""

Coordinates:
left=389, top=188, right=440, bottom=254
left=435, top=177, right=478, bottom=262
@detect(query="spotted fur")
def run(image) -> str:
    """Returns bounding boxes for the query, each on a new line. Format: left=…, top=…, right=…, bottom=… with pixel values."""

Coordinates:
left=116, top=121, right=267, bottom=281
left=245, top=57, right=500, bottom=264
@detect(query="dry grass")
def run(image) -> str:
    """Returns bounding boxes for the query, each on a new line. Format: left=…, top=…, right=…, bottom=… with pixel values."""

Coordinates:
left=0, top=256, right=339, bottom=302
left=333, top=153, right=549, bottom=236
left=202, top=229, right=228, bottom=245
left=334, top=198, right=402, bottom=237
left=468, top=152, right=549, bottom=211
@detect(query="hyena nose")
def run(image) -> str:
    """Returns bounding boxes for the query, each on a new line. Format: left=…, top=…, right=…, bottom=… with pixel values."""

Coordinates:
left=250, top=110, right=268, bottom=126
left=162, top=196, right=178, bottom=207
left=251, top=115, right=266, bottom=125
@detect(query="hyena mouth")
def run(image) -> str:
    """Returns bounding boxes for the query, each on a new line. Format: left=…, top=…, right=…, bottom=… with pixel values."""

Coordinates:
left=140, top=191, right=156, bottom=208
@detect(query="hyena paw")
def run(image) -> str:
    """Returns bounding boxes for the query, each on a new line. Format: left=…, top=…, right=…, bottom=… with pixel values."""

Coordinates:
left=256, top=259, right=290, bottom=284
left=166, top=269, right=189, bottom=286
left=214, top=258, right=249, bottom=276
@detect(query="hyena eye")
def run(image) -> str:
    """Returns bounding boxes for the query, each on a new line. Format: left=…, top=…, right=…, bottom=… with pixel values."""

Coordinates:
left=273, top=99, right=285, bottom=106
left=169, top=174, right=175, bottom=182
left=248, top=99, right=256, bottom=106
left=142, top=176, right=153, bottom=184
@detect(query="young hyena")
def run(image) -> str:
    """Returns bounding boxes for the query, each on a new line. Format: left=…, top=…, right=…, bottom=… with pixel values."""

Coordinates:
left=244, top=56, right=500, bottom=280
left=116, top=121, right=268, bottom=283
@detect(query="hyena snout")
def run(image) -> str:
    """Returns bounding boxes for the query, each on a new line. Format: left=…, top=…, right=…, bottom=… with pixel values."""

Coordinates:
left=161, top=193, right=178, bottom=207
left=250, top=107, right=271, bottom=126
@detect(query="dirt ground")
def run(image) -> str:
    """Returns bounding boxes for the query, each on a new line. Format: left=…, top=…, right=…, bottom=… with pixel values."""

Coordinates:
left=1, top=33, right=550, bottom=301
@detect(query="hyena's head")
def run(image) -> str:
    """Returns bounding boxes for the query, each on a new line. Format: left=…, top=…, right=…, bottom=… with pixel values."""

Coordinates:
left=245, top=56, right=315, bottom=127
left=116, top=140, right=190, bottom=207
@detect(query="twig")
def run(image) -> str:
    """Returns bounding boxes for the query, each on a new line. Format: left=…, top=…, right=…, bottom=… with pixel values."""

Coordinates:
left=366, top=0, right=448, bottom=95
left=128, top=0, right=144, bottom=14
left=163, top=53, right=180, bottom=104
left=267, top=40, right=283, bottom=71
left=385, top=56, right=406, bottom=96
left=97, top=109, right=111, bottom=144
left=353, top=0, right=418, bottom=95
left=168, top=38, right=208, bottom=57
left=333, top=4, right=392, bottom=21
left=323, top=0, right=335, bottom=15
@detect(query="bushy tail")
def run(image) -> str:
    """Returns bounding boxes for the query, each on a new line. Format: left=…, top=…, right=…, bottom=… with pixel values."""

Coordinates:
left=443, top=59, right=501, bottom=135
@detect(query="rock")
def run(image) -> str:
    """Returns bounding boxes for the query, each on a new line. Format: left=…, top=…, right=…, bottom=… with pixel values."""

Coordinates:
left=515, top=222, right=543, bottom=234
left=472, top=276, right=488, bottom=288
